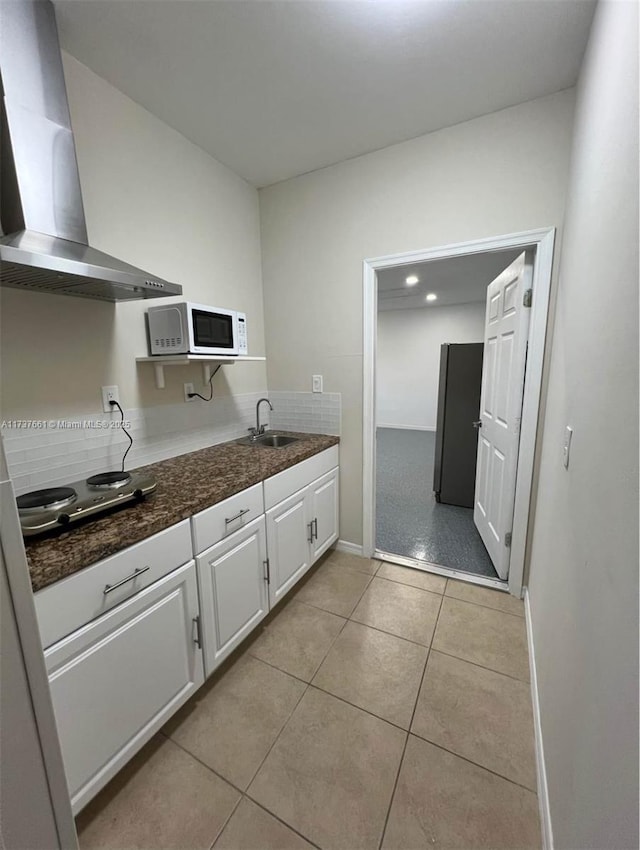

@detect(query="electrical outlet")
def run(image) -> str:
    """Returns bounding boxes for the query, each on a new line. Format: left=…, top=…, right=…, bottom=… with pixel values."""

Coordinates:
left=101, top=385, right=120, bottom=413
left=312, top=375, right=323, bottom=393
left=184, top=382, right=196, bottom=403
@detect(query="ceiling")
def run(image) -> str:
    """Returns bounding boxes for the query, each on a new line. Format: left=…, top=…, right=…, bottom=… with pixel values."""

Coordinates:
left=377, top=249, right=522, bottom=311
left=53, top=0, right=595, bottom=188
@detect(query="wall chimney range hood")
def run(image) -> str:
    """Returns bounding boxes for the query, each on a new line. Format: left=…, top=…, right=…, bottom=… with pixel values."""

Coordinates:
left=0, top=0, right=182, bottom=302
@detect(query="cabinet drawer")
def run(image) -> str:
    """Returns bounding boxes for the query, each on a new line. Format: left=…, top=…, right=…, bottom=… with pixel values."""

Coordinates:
left=35, top=519, right=193, bottom=649
left=191, top=482, right=264, bottom=555
left=264, top=446, right=339, bottom=511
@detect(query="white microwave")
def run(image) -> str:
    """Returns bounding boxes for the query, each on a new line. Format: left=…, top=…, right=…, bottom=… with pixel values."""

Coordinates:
left=147, top=302, right=247, bottom=356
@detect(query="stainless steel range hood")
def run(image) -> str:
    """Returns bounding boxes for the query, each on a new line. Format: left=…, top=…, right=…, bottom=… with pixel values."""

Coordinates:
left=0, top=0, right=182, bottom=302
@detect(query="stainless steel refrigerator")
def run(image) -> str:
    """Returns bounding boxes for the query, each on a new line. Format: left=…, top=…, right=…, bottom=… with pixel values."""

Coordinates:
left=433, top=343, right=484, bottom=508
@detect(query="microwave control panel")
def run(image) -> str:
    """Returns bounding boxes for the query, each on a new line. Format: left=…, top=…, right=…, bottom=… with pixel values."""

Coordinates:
left=237, top=313, right=248, bottom=355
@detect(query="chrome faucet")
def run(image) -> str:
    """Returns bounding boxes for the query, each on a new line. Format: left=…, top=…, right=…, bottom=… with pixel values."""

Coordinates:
left=248, top=398, right=273, bottom=438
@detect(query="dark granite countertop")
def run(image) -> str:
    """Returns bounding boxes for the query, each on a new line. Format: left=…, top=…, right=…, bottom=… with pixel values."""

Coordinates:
left=25, top=431, right=339, bottom=593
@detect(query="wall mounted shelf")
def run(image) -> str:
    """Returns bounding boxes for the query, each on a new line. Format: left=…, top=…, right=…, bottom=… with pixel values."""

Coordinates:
left=136, top=355, right=266, bottom=389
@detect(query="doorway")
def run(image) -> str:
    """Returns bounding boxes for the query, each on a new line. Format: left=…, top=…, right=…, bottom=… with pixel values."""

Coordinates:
left=362, top=229, right=556, bottom=597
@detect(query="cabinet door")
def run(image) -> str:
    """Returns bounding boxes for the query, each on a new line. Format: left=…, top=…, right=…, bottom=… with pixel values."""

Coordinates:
left=308, top=467, right=339, bottom=562
left=44, top=561, right=203, bottom=814
left=266, top=488, right=312, bottom=608
left=197, top=516, right=268, bottom=677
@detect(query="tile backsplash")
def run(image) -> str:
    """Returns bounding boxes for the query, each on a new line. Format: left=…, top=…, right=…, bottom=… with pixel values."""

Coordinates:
left=2, top=391, right=341, bottom=495
left=269, top=391, right=341, bottom=436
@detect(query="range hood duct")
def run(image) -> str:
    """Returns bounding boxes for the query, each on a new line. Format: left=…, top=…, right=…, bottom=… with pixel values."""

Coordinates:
left=0, top=0, right=182, bottom=302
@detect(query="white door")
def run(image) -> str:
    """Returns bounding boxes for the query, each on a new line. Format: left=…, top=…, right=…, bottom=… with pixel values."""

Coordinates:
left=266, top=488, right=312, bottom=608
left=308, top=468, right=339, bottom=562
left=474, top=252, right=532, bottom=579
left=197, top=516, right=269, bottom=677
left=45, top=561, right=204, bottom=813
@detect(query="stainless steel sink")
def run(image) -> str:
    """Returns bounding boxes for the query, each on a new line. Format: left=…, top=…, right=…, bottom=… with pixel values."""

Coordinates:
left=256, top=434, right=299, bottom=448
left=236, top=434, right=300, bottom=448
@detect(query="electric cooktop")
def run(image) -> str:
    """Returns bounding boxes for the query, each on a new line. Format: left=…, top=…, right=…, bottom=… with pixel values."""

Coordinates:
left=17, top=471, right=157, bottom=537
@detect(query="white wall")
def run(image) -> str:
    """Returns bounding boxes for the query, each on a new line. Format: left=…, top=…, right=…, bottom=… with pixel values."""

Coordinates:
left=527, top=2, right=639, bottom=848
left=260, top=89, right=575, bottom=545
left=376, top=303, right=484, bottom=429
left=0, top=53, right=267, bottom=422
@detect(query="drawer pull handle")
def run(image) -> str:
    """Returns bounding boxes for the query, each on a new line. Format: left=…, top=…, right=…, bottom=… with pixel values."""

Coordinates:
left=307, top=521, right=314, bottom=544
left=225, top=508, right=250, bottom=526
left=103, top=566, right=150, bottom=595
left=313, top=518, right=318, bottom=541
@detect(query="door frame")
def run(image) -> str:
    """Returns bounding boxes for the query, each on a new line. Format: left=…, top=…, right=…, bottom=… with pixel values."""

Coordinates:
left=362, top=227, right=555, bottom=597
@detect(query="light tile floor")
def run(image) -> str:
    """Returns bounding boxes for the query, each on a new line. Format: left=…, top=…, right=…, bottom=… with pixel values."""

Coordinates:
left=77, top=551, right=541, bottom=850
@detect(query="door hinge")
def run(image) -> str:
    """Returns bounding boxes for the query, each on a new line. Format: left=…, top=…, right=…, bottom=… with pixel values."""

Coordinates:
left=192, top=615, right=203, bottom=649
left=505, top=532, right=512, bottom=548
left=263, top=558, right=270, bottom=583
left=523, top=289, right=532, bottom=308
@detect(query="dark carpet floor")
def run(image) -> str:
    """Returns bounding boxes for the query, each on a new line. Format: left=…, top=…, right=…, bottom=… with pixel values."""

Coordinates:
left=375, top=428, right=498, bottom=579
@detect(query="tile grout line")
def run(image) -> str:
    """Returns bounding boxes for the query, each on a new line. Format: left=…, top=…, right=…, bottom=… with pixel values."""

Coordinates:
left=369, top=572, right=447, bottom=600
left=431, top=646, right=531, bottom=684
left=443, top=585, right=526, bottom=619
left=348, top=612, right=437, bottom=649
left=245, top=650, right=317, bottom=687
left=164, top=735, right=247, bottom=797
left=238, top=671, right=310, bottom=794
left=406, top=731, right=538, bottom=795
left=305, top=682, right=414, bottom=735
left=243, top=798, right=323, bottom=850
left=376, top=589, right=447, bottom=850
left=208, top=792, right=244, bottom=850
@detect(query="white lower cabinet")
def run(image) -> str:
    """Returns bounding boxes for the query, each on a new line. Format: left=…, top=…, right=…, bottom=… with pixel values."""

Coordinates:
left=44, top=560, right=203, bottom=814
left=196, top=516, right=269, bottom=676
left=266, top=487, right=314, bottom=607
left=309, top=467, right=340, bottom=562
left=266, top=466, right=339, bottom=608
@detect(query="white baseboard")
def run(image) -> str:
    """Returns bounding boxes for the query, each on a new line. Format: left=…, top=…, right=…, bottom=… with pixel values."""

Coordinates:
left=376, top=424, right=436, bottom=432
left=334, top=539, right=364, bottom=556
left=524, top=589, right=553, bottom=850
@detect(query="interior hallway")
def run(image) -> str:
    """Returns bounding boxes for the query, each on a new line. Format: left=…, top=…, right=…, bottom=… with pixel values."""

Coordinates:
left=376, top=428, right=498, bottom=579
left=76, top=550, right=539, bottom=850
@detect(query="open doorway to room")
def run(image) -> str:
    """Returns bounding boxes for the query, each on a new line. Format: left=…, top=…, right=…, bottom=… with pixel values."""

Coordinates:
left=375, top=250, right=522, bottom=582
left=363, top=229, right=555, bottom=596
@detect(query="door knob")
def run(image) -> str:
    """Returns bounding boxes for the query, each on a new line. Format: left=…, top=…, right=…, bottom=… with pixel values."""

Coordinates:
left=472, top=420, right=482, bottom=429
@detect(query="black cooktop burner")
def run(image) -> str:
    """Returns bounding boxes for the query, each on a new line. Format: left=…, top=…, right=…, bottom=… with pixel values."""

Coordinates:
left=17, top=487, right=77, bottom=512
left=86, top=471, right=132, bottom=489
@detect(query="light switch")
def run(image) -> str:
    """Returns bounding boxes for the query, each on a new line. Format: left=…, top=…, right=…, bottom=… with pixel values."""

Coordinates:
left=563, top=426, right=573, bottom=468
left=312, top=375, right=323, bottom=393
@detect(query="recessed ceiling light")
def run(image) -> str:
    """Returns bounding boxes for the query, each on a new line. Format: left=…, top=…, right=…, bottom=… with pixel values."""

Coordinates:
left=426, top=293, right=437, bottom=301
left=405, top=275, right=419, bottom=286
